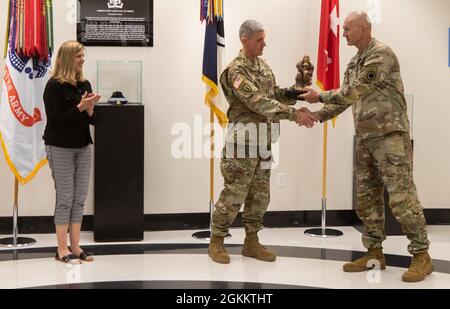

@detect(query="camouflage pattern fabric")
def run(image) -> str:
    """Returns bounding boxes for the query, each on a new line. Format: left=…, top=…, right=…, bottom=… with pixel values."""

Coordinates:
left=220, top=51, right=297, bottom=147
left=315, top=38, right=429, bottom=254
left=356, top=132, right=429, bottom=254
left=316, top=38, right=410, bottom=141
left=212, top=154, right=271, bottom=236
left=212, top=51, right=295, bottom=236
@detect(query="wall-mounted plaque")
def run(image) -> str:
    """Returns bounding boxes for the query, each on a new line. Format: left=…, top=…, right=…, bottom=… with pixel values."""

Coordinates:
left=77, top=0, right=153, bottom=47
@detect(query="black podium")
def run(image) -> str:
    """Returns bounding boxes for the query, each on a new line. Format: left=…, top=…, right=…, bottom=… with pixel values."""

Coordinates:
left=94, top=104, right=144, bottom=241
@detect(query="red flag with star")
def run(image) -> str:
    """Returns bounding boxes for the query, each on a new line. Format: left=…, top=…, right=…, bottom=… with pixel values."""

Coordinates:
left=317, top=0, right=340, bottom=92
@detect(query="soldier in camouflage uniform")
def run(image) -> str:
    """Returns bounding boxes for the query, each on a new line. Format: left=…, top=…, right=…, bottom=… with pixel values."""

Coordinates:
left=300, top=11, right=432, bottom=282
left=208, top=20, right=315, bottom=264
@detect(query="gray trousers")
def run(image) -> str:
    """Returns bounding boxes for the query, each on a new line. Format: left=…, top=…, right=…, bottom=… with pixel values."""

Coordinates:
left=46, top=145, right=91, bottom=225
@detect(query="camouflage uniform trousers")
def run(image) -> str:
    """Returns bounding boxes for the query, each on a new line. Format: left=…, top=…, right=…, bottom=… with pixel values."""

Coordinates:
left=212, top=149, right=272, bottom=237
left=355, top=131, right=430, bottom=254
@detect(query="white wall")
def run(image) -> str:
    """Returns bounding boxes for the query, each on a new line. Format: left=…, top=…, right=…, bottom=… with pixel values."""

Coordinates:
left=0, top=0, right=449, bottom=217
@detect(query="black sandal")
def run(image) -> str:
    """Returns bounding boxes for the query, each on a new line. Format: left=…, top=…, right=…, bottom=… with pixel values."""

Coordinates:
left=55, top=253, right=80, bottom=264
left=78, top=251, right=94, bottom=262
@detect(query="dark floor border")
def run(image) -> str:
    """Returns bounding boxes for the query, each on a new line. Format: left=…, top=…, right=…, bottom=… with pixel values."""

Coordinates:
left=0, top=209, right=448, bottom=234
left=30, top=280, right=314, bottom=290
left=1, top=242, right=450, bottom=275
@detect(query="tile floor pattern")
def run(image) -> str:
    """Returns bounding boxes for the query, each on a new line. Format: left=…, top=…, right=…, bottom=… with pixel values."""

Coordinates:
left=0, top=226, right=449, bottom=289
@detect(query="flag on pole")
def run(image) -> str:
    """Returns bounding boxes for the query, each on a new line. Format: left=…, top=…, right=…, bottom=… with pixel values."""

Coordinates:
left=317, top=0, right=340, bottom=95
left=317, top=0, right=340, bottom=91
left=201, top=0, right=228, bottom=127
left=317, top=0, right=340, bottom=201
left=0, top=0, right=53, bottom=184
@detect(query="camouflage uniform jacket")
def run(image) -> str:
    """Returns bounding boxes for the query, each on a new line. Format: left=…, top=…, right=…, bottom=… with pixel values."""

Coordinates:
left=220, top=51, right=297, bottom=147
left=316, top=38, right=410, bottom=140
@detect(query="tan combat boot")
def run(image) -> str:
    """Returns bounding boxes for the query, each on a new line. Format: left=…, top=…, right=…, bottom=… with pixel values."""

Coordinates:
left=343, top=248, right=386, bottom=272
left=208, top=235, right=230, bottom=264
left=242, top=232, right=276, bottom=262
left=402, top=252, right=433, bottom=282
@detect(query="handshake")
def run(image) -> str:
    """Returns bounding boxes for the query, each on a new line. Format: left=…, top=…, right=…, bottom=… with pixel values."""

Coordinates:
left=288, top=87, right=323, bottom=128
left=293, top=107, right=320, bottom=128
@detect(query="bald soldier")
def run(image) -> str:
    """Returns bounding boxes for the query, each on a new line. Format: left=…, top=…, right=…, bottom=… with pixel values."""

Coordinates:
left=301, top=11, right=432, bottom=282
left=208, top=20, right=315, bottom=264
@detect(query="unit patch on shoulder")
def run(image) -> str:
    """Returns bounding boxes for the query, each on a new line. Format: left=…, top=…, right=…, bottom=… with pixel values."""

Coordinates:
left=242, top=83, right=253, bottom=93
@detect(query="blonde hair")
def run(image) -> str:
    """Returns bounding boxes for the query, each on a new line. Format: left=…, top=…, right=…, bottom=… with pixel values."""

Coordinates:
left=51, top=40, right=85, bottom=84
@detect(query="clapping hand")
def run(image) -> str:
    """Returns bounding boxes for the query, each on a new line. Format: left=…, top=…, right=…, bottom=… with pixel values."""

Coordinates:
left=86, top=92, right=101, bottom=104
left=78, top=92, right=101, bottom=116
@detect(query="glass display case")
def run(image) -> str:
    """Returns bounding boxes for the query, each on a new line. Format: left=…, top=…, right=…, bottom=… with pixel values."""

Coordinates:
left=96, top=61, right=142, bottom=104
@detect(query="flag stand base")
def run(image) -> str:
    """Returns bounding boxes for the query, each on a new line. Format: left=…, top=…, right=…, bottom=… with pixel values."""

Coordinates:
left=304, top=198, right=344, bottom=238
left=0, top=237, right=36, bottom=248
left=304, top=228, right=343, bottom=238
left=0, top=193, right=36, bottom=248
left=192, top=231, right=231, bottom=241
left=192, top=231, right=212, bottom=240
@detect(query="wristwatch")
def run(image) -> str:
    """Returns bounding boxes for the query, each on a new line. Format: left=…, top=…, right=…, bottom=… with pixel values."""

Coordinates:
left=318, top=93, right=324, bottom=103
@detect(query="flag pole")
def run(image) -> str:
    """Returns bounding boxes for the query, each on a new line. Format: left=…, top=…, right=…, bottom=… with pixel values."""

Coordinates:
left=0, top=178, right=36, bottom=248
left=192, top=108, right=231, bottom=240
left=193, top=0, right=230, bottom=240
left=192, top=109, right=220, bottom=240
left=3, top=0, right=10, bottom=58
left=191, top=108, right=216, bottom=240
left=209, top=108, right=215, bottom=230
left=304, top=0, right=343, bottom=238
left=322, top=122, right=329, bottom=231
left=304, top=122, right=343, bottom=237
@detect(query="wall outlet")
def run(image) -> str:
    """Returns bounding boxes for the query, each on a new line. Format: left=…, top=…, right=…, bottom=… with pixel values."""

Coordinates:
left=277, top=173, right=286, bottom=187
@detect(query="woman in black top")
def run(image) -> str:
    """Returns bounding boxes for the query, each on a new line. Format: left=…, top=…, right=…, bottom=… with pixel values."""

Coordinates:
left=43, top=40, right=100, bottom=264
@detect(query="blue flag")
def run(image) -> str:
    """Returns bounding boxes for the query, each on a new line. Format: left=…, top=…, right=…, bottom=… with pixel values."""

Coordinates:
left=201, top=5, right=227, bottom=127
